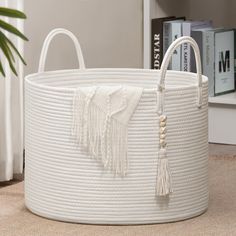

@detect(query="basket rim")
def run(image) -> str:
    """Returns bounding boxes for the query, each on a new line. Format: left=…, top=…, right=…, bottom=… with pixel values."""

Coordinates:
left=25, top=68, right=208, bottom=92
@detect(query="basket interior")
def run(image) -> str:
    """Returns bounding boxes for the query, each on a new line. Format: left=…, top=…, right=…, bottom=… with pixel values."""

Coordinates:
left=25, top=68, right=208, bottom=90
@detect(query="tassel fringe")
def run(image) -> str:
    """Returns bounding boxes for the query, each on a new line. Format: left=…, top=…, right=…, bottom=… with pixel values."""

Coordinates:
left=72, top=88, right=128, bottom=176
left=156, top=148, right=173, bottom=196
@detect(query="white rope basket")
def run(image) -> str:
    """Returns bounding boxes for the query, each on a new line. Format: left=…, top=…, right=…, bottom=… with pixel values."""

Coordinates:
left=25, top=28, right=209, bottom=224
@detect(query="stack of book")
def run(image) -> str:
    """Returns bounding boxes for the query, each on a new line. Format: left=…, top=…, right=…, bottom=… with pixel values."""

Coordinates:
left=151, top=16, right=235, bottom=97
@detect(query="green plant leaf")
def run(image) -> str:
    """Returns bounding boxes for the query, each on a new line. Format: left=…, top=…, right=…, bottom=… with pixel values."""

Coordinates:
left=0, top=31, right=26, bottom=65
left=0, top=34, right=15, bottom=62
left=0, top=59, right=6, bottom=77
left=0, top=38, right=18, bottom=76
left=9, top=60, right=17, bottom=76
left=4, top=41, right=15, bottom=62
left=0, top=7, right=26, bottom=19
left=0, top=38, right=12, bottom=61
left=0, top=40, right=17, bottom=76
left=0, top=19, right=28, bottom=41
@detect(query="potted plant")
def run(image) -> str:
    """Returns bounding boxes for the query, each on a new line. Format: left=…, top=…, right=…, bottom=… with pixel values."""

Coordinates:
left=0, top=7, right=28, bottom=76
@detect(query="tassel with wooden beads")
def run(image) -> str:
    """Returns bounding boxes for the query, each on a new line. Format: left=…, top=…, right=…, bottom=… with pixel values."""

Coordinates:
left=156, top=115, right=173, bottom=196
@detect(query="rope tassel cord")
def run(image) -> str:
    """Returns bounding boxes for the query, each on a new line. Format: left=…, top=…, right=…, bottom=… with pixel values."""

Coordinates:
left=156, top=148, right=173, bottom=196
left=156, top=114, right=173, bottom=196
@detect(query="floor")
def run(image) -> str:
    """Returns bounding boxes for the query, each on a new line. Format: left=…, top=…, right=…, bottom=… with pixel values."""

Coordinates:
left=209, top=143, right=236, bottom=157
left=0, top=174, right=23, bottom=189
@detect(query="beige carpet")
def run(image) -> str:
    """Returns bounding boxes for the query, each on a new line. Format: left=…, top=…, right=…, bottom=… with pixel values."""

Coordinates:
left=1, top=156, right=236, bottom=236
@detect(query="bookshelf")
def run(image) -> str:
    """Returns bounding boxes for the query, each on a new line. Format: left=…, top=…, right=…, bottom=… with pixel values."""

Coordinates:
left=209, top=92, right=236, bottom=105
left=143, top=0, right=236, bottom=145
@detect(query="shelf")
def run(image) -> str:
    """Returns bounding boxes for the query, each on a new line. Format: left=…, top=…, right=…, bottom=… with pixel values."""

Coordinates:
left=143, top=0, right=236, bottom=69
left=208, top=92, right=236, bottom=105
left=143, top=0, right=236, bottom=144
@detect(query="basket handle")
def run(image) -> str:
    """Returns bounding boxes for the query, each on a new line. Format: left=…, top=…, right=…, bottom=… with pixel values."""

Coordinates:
left=38, top=28, right=86, bottom=72
left=158, top=36, right=203, bottom=114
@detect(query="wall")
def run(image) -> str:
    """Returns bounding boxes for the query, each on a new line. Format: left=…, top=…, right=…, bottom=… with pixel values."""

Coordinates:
left=24, top=0, right=143, bottom=75
left=186, top=0, right=235, bottom=27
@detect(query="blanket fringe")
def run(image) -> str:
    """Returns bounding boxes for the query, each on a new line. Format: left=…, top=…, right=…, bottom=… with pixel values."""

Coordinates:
left=72, top=89, right=128, bottom=176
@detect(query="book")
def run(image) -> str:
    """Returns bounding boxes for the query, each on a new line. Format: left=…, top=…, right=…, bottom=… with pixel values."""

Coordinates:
left=182, top=20, right=213, bottom=72
left=203, top=29, right=215, bottom=96
left=191, top=27, right=213, bottom=73
left=151, top=16, right=176, bottom=70
left=163, top=19, right=185, bottom=70
left=198, top=28, right=235, bottom=96
left=214, top=29, right=235, bottom=95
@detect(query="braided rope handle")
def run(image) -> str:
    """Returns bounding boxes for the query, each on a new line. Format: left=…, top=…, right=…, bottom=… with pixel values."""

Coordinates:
left=156, top=36, right=203, bottom=196
left=38, top=28, right=86, bottom=72
left=158, top=36, right=203, bottom=114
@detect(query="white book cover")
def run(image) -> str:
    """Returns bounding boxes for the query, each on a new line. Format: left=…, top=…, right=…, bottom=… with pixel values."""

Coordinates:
left=163, top=22, right=170, bottom=58
left=182, top=22, right=191, bottom=71
left=163, top=20, right=183, bottom=57
left=182, top=21, right=213, bottom=72
left=191, top=27, right=214, bottom=73
left=170, top=22, right=183, bottom=70
left=203, top=30, right=215, bottom=96
left=215, top=30, right=235, bottom=95
left=163, top=20, right=184, bottom=70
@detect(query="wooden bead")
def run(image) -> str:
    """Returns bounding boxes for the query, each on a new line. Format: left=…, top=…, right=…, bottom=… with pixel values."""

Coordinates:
left=160, top=139, right=166, bottom=147
left=160, top=121, right=166, bottom=127
left=160, top=134, right=166, bottom=139
left=160, top=127, right=167, bottom=134
left=160, top=115, right=167, bottom=122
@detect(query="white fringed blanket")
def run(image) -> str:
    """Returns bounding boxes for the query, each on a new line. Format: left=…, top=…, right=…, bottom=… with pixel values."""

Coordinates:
left=72, top=86, right=143, bottom=176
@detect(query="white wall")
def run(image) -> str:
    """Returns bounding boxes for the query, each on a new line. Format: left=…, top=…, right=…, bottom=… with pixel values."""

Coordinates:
left=24, top=0, right=143, bottom=75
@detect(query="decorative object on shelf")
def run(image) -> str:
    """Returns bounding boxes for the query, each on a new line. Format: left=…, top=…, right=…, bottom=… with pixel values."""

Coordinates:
left=25, top=29, right=208, bottom=224
left=182, top=20, right=212, bottom=72
left=151, top=16, right=185, bottom=70
left=214, top=29, right=235, bottom=95
left=163, top=18, right=185, bottom=71
left=150, top=12, right=235, bottom=97
left=151, top=16, right=175, bottom=70
left=192, top=28, right=235, bottom=96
